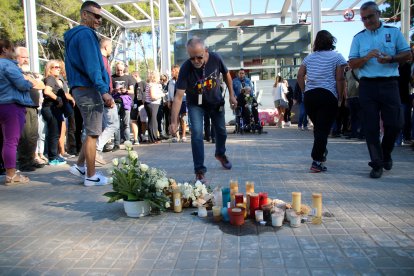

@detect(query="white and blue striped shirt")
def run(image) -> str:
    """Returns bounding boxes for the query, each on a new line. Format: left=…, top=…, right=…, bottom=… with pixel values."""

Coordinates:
left=302, top=51, right=347, bottom=98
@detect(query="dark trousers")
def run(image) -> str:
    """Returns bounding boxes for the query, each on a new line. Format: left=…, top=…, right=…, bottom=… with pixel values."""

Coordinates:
left=359, top=79, right=402, bottom=169
left=66, top=113, right=77, bottom=154
left=402, top=102, right=412, bottom=141
left=347, top=97, right=364, bottom=138
left=304, top=88, right=338, bottom=162
left=41, top=106, right=62, bottom=161
left=74, top=105, right=83, bottom=153
left=17, top=107, right=38, bottom=167
left=144, top=102, right=160, bottom=143
left=204, top=113, right=215, bottom=140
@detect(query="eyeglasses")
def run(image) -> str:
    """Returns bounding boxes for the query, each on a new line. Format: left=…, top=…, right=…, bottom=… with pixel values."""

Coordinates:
left=84, top=10, right=102, bottom=20
left=361, top=13, right=377, bottom=21
left=52, top=66, right=61, bottom=69
left=189, top=55, right=204, bottom=61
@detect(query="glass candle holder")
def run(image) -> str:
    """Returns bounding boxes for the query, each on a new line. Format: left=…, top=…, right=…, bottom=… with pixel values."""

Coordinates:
left=255, top=210, right=264, bottom=222
left=259, top=192, right=268, bottom=209
left=222, top=187, right=230, bottom=207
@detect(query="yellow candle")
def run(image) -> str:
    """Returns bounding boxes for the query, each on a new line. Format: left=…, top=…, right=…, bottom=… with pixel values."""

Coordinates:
left=292, top=192, right=301, bottom=213
left=173, top=189, right=182, bottom=213
left=230, top=180, right=239, bottom=203
left=312, top=193, right=322, bottom=224
left=212, top=206, right=222, bottom=222
left=245, top=181, right=255, bottom=194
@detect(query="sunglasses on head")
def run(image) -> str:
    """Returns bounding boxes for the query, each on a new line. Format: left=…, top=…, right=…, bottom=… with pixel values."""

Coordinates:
left=85, top=10, right=102, bottom=20
left=189, top=55, right=204, bottom=61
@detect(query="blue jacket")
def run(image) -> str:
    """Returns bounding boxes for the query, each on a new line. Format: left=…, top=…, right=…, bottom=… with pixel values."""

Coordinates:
left=64, top=25, right=109, bottom=95
left=0, top=58, right=34, bottom=106
left=232, top=77, right=254, bottom=97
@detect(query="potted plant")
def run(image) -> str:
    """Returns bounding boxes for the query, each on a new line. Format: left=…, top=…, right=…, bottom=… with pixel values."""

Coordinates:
left=104, top=142, right=171, bottom=217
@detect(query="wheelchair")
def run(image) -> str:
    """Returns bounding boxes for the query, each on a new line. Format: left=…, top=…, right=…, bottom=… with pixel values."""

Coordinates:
left=234, top=105, right=263, bottom=135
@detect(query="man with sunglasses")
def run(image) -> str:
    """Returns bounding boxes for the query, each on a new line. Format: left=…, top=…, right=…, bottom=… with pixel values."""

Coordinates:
left=169, top=37, right=238, bottom=183
left=65, top=1, right=113, bottom=186
left=349, top=1, right=411, bottom=179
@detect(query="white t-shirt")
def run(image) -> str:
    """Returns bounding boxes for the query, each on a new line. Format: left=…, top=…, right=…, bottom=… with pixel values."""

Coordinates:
left=272, top=83, right=287, bottom=101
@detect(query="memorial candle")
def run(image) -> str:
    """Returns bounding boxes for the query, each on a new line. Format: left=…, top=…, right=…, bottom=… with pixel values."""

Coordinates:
left=222, top=187, right=231, bottom=207
left=312, top=193, right=322, bottom=225
left=249, top=193, right=259, bottom=218
left=292, top=192, right=301, bottom=213
left=245, top=181, right=255, bottom=194
left=235, top=193, right=244, bottom=204
left=259, top=192, right=268, bottom=209
left=230, top=180, right=239, bottom=203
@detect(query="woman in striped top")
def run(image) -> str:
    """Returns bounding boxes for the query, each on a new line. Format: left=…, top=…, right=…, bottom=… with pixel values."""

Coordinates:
left=297, top=30, right=347, bottom=173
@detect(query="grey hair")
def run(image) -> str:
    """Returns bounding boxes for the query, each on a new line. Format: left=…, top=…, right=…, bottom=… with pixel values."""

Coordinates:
left=186, top=36, right=206, bottom=49
left=360, top=1, right=380, bottom=13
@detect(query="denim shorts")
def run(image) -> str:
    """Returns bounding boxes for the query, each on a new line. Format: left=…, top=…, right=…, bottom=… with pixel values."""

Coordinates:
left=72, top=87, right=104, bottom=136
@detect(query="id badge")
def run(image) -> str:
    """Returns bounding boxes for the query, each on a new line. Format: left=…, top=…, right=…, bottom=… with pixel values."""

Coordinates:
left=198, top=94, right=202, bottom=105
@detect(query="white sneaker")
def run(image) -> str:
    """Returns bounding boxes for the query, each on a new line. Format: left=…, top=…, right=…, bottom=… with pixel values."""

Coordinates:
left=84, top=172, right=108, bottom=187
left=69, top=164, right=85, bottom=177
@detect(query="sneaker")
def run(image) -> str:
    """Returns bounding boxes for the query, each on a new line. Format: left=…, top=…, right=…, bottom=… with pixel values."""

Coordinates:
left=49, top=158, right=67, bottom=166
left=181, top=137, right=187, bottom=142
left=172, top=137, right=178, bottom=143
left=303, top=126, right=309, bottom=131
left=383, top=159, right=393, bottom=171
left=62, top=153, right=75, bottom=159
left=195, top=172, right=206, bottom=184
left=84, top=173, right=108, bottom=187
left=112, top=145, right=120, bottom=152
left=133, top=139, right=140, bottom=145
left=298, top=126, right=303, bottom=131
left=215, top=154, right=232, bottom=170
left=70, top=164, right=86, bottom=177
left=284, top=121, right=291, bottom=127
left=95, top=151, right=107, bottom=165
left=310, top=161, right=327, bottom=173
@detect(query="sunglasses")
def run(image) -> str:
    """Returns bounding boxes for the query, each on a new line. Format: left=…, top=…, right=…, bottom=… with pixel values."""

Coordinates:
left=52, top=66, right=61, bottom=69
left=361, top=13, right=377, bottom=21
left=85, top=10, right=102, bottom=20
left=189, top=55, right=204, bottom=61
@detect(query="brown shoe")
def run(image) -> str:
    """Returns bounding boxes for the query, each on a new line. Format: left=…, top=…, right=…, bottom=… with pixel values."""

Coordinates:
left=215, top=154, right=232, bottom=170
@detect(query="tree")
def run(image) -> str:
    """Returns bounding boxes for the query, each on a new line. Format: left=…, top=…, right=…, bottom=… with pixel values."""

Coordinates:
left=0, top=0, right=25, bottom=42
left=381, top=0, right=414, bottom=41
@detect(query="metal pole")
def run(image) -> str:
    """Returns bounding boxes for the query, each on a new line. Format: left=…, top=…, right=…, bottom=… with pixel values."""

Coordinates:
left=311, top=0, right=321, bottom=44
left=401, top=0, right=410, bottom=43
left=23, top=0, right=40, bottom=73
left=160, top=0, right=171, bottom=75
left=150, top=0, right=158, bottom=71
left=291, top=0, right=298, bottom=24
left=135, top=34, right=139, bottom=71
left=185, top=0, right=191, bottom=29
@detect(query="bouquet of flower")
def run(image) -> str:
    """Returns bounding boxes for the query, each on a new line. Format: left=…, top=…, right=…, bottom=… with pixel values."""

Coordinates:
left=104, top=141, right=171, bottom=211
left=174, top=181, right=211, bottom=208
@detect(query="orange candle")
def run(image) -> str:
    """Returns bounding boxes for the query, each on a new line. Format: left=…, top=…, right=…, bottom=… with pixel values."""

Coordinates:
left=230, top=180, right=239, bottom=203
left=245, top=181, right=254, bottom=194
left=312, top=193, right=322, bottom=224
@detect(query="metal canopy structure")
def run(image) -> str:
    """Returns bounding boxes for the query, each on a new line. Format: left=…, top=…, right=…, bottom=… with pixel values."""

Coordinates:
left=27, top=0, right=405, bottom=75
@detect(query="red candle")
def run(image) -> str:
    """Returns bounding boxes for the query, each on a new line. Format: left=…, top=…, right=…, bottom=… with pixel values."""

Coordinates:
left=249, top=193, right=259, bottom=218
left=235, top=193, right=244, bottom=204
left=259, top=192, right=268, bottom=209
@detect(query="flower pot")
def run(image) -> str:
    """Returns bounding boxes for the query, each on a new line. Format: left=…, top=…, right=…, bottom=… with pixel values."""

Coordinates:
left=123, top=200, right=150, bottom=217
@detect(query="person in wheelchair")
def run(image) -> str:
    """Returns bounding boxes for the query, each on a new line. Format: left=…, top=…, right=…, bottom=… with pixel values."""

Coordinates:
left=236, top=86, right=261, bottom=132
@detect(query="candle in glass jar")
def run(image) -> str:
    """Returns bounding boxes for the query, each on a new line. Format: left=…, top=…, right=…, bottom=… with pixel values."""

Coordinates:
left=245, top=181, right=254, bottom=194
left=172, top=189, right=182, bottom=213
left=259, top=192, right=268, bottom=209
left=312, top=193, right=322, bottom=224
left=255, top=210, right=264, bottom=222
left=292, top=192, right=301, bottom=213
left=212, top=206, right=222, bottom=222
left=230, top=180, right=239, bottom=203
left=249, top=193, right=259, bottom=218
left=222, top=187, right=231, bottom=207
left=235, top=193, right=244, bottom=204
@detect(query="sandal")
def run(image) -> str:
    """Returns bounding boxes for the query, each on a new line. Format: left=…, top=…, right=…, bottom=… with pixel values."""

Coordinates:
left=39, top=155, right=49, bottom=162
left=34, top=157, right=47, bottom=165
left=5, top=174, right=30, bottom=186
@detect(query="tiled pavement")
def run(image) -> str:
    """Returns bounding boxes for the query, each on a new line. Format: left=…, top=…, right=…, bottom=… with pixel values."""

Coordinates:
left=0, top=126, right=413, bottom=276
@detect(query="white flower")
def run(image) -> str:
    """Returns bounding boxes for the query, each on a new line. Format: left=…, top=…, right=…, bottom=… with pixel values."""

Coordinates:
left=165, top=202, right=170, bottom=208
left=124, top=140, right=133, bottom=150
left=128, top=150, right=139, bottom=161
left=112, top=158, right=119, bottom=166
left=140, top=164, right=149, bottom=172
left=108, top=177, right=113, bottom=184
left=120, top=157, right=127, bottom=164
left=107, top=169, right=114, bottom=175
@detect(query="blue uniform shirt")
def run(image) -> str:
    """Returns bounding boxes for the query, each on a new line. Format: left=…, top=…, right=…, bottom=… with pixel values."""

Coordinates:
left=349, top=23, right=410, bottom=78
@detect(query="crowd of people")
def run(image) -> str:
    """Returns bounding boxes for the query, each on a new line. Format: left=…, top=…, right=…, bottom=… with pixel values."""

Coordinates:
left=1, top=1, right=413, bottom=185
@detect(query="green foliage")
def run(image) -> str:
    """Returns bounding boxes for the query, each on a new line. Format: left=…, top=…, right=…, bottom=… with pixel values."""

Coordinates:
left=0, top=0, right=25, bottom=42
